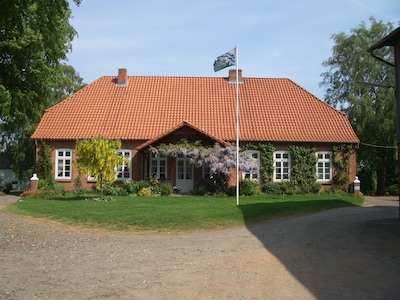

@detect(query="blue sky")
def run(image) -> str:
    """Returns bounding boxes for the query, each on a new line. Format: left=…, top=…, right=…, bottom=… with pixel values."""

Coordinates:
left=67, top=0, right=399, bottom=99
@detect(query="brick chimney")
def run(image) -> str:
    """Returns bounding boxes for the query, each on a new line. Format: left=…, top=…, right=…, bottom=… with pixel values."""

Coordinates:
left=228, top=69, right=243, bottom=83
left=117, top=68, right=128, bottom=86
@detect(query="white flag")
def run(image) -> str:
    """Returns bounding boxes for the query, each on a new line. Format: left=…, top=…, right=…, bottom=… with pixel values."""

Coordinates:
left=213, top=48, right=236, bottom=72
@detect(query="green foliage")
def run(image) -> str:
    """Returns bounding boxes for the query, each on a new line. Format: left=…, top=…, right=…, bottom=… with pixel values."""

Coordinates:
left=38, top=179, right=57, bottom=190
left=149, top=176, right=161, bottom=195
left=103, top=185, right=129, bottom=196
left=0, top=0, right=83, bottom=178
left=225, top=181, right=259, bottom=197
left=242, top=143, right=275, bottom=182
left=386, top=184, right=398, bottom=196
left=2, top=131, right=35, bottom=179
left=261, top=183, right=283, bottom=195
left=225, top=186, right=236, bottom=197
left=122, top=179, right=149, bottom=194
left=240, top=179, right=259, bottom=196
left=160, top=183, right=173, bottom=196
left=320, top=18, right=396, bottom=195
left=38, top=182, right=66, bottom=199
left=50, top=64, right=87, bottom=106
left=138, top=187, right=152, bottom=197
left=332, top=144, right=354, bottom=191
left=36, top=141, right=54, bottom=182
left=357, top=164, right=377, bottom=195
left=75, top=136, right=127, bottom=199
left=288, top=146, right=320, bottom=194
left=195, top=185, right=207, bottom=196
left=72, top=176, right=86, bottom=196
left=322, top=187, right=349, bottom=197
left=357, top=192, right=364, bottom=201
left=121, top=179, right=171, bottom=197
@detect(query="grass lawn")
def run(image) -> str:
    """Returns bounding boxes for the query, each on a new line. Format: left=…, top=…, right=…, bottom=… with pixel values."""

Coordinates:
left=2, top=194, right=363, bottom=232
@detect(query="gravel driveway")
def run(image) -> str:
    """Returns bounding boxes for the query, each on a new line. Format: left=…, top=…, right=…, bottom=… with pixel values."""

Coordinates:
left=0, top=195, right=399, bottom=299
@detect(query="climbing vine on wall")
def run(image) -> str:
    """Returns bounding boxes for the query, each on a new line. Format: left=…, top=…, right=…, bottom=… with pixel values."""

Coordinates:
left=332, top=144, right=354, bottom=191
left=242, top=143, right=275, bottom=182
left=288, top=145, right=320, bottom=193
left=36, top=140, right=54, bottom=182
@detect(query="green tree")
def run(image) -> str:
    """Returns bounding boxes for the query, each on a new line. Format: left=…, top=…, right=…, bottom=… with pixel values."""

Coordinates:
left=320, top=17, right=397, bottom=195
left=36, top=141, right=53, bottom=182
left=75, top=136, right=127, bottom=199
left=0, top=0, right=82, bottom=178
left=50, top=64, right=86, bottom=106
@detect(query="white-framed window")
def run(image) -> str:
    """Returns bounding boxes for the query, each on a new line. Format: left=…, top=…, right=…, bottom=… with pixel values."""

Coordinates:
left=55, top=149, right=72, bottom=180
left=316, top=151, right=332, bottom=182
left=274, top=151, right=290, bottom=182
left=177, top=154, right=193, bottom=180
left=242, top=150, right=260, bottom=181
left=116, top=149, right=132, bottom=180
left=150, top=153, right=167, bottom=179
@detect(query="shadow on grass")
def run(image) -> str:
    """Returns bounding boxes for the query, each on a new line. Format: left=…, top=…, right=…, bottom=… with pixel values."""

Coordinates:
left=238, top=201, right=400, bottom=299
left=239, top=199, right=358, bottom=225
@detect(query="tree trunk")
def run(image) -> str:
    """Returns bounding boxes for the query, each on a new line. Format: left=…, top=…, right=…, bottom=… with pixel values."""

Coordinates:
left=376, top=166, right=387, bottom=196
left=99, top=175, right=104, bottom=200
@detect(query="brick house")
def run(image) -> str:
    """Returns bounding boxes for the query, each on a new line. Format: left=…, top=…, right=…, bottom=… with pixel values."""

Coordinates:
left=31, top=69, right=359, bottom=193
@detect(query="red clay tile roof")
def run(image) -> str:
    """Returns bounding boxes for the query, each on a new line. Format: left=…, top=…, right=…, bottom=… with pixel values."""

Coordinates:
left=31, top=72, right=359, bottom=144
left=136, top=121, right=229, bottom=150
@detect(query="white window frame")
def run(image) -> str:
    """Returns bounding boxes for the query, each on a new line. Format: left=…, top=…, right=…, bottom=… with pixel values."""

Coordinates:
left=316, top=151, right=332, bottom=182
left=150, top=153, right=167, bottom=179
left=242, top=150, right=260, bottom=181
left=116, top=149, right=132, bottom=181
left=55, top=149, right=72, bottom=180
left=273, top=151, right=290, bottom=182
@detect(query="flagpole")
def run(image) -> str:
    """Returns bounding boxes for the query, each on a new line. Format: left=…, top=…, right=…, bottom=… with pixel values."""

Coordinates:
left=235, top=45, right=240, bottom=206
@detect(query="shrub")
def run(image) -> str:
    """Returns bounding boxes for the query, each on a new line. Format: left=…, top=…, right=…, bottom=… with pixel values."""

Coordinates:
left=138, top=187, right=152, bottom=197
left=38, top=179, right=57, bottom=191
left=103, top=185, right=129, bottom=196
left=261, top=183, right=283, bottom=195
left=72, top=176, right=86, bottom=195
left=225, top=185, right=236, bottom=197
left=122, top=179, right=149, bottom=194
left=160, top=183, right=173, bottom=196
left=150, top=176, right=161, bottom=195
left=240, top=179, right=259, bottom=196
left=195, top=185, right=207, bottom=196
left=386, top=184, right=398, bottom=196
left=310, top=182, right=322, bottom=194
left=40, top=183, right=66, bottom=198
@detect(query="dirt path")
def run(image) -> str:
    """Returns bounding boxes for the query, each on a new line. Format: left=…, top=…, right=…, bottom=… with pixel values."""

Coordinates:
left=0, top=195, right=399, bottom=299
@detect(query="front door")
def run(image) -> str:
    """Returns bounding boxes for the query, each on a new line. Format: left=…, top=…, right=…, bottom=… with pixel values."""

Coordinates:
left=176, top=155, right=194, bottom=193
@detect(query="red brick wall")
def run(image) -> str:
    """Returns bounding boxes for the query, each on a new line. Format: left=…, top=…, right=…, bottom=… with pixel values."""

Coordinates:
left=37, top=139, right=146, bottom=191
left=36, top=139, right=357, bottom=192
